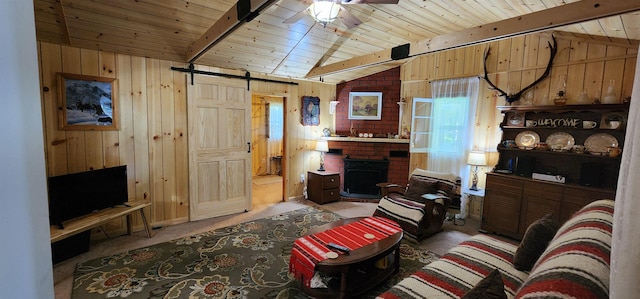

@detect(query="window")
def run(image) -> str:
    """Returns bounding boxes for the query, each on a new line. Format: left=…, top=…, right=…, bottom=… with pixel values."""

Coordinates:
left=411, top=97, right=470, bottom=153
left=410, top=98, right=432, bottom=153
left=410, top=77, right=479, bottom=176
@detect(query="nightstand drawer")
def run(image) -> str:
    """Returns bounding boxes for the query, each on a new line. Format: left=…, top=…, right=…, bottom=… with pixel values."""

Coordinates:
left=323, top=188, right=340, bottom=201
left=322, top=175, right=340, bottom=188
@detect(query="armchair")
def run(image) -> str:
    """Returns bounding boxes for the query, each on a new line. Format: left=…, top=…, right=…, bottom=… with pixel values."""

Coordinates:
left=373, top=169, right=461, bottom=242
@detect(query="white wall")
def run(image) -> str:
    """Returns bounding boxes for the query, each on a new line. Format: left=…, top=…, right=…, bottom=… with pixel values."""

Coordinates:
left=0, top=1, right=55, bottom=298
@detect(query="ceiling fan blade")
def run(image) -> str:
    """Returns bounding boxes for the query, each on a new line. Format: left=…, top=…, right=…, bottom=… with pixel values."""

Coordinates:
left=341, top=0, right=399, bottom=4
left=337, top=8, right=361, bottom=28
left=284, top=9, right=309, bottom=23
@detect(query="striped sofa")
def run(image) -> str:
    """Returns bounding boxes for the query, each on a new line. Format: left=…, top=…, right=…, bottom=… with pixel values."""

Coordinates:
left=377, top=199, right=614, bottom=299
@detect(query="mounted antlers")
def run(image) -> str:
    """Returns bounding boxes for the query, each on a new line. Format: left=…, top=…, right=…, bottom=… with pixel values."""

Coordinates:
left=482, top=35, right=557, bottom=104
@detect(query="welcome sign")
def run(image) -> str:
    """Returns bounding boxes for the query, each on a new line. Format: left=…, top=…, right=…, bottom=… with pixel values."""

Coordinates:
left=533, top=118, right=581, bottom=127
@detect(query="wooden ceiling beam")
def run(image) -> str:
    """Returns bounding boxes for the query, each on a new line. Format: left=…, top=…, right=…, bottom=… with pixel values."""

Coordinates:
left=56, top=0, right=71, bottom=45
left=185, top=0, right=278, bottom=63
left=305, top=0, right=640, bottom=78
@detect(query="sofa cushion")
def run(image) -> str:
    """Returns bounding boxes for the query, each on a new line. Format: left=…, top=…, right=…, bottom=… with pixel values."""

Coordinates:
left=376, top=234, right=528, bottom=299
left=461, top=269, right=507, bottom=299
left=403, top=176, right=439, bottom=202
left=513, top=214, right=559, bottom=271
left=515, top=199, right=614, bottom=298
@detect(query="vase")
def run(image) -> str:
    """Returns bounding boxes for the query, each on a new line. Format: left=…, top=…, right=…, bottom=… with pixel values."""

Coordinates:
left=577, top=89, right=590, bottom=105
left=603, top=80, right=618, bottom=104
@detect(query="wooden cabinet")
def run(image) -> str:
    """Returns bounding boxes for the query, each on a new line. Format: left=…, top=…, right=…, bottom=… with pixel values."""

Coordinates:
left=519, top=181, right=562, bottom=234
left=482, top=175, right=523, bottom=237
left=482, top=173, right=615, bottom=240
left=484, top=104, right=624, bottom=240
left=307, top=171, right=340, bottom=204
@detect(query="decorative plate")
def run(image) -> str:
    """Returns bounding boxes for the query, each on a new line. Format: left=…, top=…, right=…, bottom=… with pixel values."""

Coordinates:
left=546, top=132, right=575, bottom=151
left=515, top=130, right=540, bottom=150
left=585, top=133, right=619, bottom=155
left=507, top=112, right=525, bottom=127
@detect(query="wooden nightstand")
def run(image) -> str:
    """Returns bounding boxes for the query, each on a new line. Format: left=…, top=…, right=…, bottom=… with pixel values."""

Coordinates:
left=307, top=171, right=340, bottom=204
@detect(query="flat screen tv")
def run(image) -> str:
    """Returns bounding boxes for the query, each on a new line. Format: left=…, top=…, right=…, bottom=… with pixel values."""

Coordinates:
left=48, top=165, right=129, bottom=228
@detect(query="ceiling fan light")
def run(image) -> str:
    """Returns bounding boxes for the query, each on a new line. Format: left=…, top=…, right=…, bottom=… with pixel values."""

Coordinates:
left=308, top=1, right=341, bottom=24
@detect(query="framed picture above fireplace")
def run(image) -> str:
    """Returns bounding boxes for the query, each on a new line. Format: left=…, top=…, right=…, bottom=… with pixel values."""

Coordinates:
left=348, top=92, right=382, bottom=120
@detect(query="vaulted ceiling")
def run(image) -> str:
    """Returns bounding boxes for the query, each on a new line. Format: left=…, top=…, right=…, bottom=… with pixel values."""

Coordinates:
left=34, top=0, right=640, bottom=84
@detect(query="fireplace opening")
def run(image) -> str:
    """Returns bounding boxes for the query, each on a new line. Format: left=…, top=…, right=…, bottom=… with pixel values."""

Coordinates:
left=342, top=157, right=389, bottom=198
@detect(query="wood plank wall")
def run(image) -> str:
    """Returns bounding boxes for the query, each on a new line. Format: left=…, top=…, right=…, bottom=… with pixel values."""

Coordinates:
left=38, top=42, right=335, bottom=235
left=399, top=31, right=638, bottom=189
left=38, top=30, right=637, bottom=231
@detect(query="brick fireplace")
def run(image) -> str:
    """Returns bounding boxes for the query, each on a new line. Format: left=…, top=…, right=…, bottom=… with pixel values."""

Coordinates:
left=320, top=67, right=409, bottom=198
left=322, top=140, right=409, bottom=198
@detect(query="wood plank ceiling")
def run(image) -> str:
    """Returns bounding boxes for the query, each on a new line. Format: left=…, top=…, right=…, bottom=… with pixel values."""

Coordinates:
left=34, top=0, right=640, bottom=84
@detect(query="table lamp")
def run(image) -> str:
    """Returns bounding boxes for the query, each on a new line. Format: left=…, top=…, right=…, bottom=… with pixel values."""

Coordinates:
left=467, top=151, right=487, bottom=191
left=315, top=139, right=329, bottom=171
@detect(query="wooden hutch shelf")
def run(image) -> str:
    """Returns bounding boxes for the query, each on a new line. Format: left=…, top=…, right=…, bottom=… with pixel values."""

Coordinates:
left=482, top=103, right=628, bottom=240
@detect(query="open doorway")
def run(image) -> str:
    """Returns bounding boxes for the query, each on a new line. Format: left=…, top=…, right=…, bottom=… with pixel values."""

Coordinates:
left=251, top=94, right=284, bottom=208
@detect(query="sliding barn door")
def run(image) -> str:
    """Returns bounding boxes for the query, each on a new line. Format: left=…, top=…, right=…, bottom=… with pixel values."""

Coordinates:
left=187, top=74, right=252, bottom=221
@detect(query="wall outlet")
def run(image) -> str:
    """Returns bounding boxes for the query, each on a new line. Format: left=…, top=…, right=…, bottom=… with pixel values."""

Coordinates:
left=300, top=174, right=305, bottom=183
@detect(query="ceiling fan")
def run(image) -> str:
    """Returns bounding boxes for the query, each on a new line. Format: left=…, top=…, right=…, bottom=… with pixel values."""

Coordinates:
left=284, top=0, right=399, bottom=29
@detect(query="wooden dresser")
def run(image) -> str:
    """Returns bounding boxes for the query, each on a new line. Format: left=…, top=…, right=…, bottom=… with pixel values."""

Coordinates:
left=307, top=170, right=341, bottom=204
left=481, top=173, right=615, bottom=240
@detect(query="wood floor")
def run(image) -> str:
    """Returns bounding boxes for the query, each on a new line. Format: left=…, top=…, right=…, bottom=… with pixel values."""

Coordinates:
left=252, top=174, right=284, bottom=208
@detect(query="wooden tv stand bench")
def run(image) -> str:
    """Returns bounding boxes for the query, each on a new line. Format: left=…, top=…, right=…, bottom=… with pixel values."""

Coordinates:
left=50, top=200, right=153, bottom=243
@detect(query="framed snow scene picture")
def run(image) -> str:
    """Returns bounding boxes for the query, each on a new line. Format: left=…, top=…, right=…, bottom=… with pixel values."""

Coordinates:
left=57, top=73, right=118, bottom=130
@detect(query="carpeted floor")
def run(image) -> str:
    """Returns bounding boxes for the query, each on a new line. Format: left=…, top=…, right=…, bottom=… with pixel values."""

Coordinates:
left=70, top=206, right=438, bottom=299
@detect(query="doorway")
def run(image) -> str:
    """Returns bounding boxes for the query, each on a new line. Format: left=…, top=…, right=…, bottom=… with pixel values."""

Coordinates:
left=251, top=94, right=284, bottom=208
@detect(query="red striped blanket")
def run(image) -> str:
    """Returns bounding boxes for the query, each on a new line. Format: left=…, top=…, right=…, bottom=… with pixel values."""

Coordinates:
left=289, top=216, right=402, bottom=288
left=376, top=199, right=614, bottom=299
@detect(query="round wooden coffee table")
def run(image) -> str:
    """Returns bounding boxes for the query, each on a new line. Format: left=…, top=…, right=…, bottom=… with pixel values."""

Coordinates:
left=297, top=217, right=403, bottom=299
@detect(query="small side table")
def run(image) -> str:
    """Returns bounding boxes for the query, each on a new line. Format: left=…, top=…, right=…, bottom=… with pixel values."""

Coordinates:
left=307, top=171, right=340, bottom=204
left=462, top=188, right=485, bottom=221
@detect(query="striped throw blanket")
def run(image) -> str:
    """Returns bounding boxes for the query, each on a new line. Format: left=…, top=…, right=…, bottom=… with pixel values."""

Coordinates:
left=376, top=234, right=527, bottom=299
left=376, top=199, right=614, bottom=299
left=515, top=199, right=613, bottom=298
left=374, top=196, right=427, bottom=241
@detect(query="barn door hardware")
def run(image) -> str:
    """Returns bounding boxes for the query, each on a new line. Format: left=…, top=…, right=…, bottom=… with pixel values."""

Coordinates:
left=171, top=64, right=299, bottom=89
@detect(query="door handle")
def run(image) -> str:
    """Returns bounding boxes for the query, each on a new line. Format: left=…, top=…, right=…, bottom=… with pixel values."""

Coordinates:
left=247, top=142, right=251, bottom=153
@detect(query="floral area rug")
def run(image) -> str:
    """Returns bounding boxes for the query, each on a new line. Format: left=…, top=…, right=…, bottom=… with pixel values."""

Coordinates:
left=72, top=206, right=439, bottom=299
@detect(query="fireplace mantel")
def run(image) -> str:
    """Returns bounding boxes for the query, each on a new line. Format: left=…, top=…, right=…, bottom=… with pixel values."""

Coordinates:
left=323, top=136, right=409, bottom=144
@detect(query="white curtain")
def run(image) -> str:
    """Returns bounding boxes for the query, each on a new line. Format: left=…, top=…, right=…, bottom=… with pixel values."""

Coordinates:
left=267, top=98, right=284, bottom=159
left=428, top=77, right=480, bottom=189
left=610, top=45, right=640, bottom=298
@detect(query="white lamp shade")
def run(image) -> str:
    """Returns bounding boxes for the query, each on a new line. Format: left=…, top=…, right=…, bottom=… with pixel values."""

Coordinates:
left=467, top=151, right=487, bottom=166
left=307, top=1, right=341, bottom=24
left=315, top=139, right=329, bottom=152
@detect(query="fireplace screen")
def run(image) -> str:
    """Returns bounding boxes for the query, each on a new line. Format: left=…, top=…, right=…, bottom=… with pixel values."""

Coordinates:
left=343, top=158, right=389, bottom=195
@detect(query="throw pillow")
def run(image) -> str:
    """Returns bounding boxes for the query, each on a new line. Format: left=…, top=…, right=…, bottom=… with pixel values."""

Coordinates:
left=461, top=269, right=507, bottom=299
left=403, top=176, right=439, bottom=202
left=513, top=213, right=560, bottom=271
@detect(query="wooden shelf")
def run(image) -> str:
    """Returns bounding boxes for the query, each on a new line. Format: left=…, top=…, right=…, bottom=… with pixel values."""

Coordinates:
left=50, top=200, right=153, bottom=243
left=497, top=103, right=629, bottom=112
left=322, top=136, right=409, bottom=143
